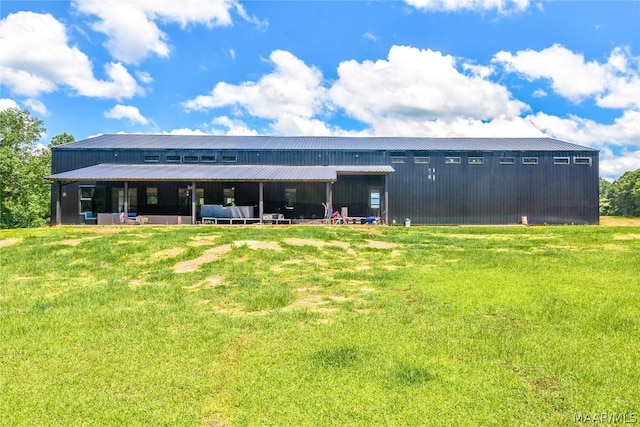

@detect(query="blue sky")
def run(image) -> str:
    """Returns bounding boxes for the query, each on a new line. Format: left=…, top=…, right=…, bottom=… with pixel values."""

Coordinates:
left=1, top=0, right=639, bottom=180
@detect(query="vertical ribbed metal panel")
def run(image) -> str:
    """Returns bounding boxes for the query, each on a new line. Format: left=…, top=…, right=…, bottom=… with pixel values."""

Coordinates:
left=51, top=144, right=599, bottom=225
left=386, top=151, right=599, bottom=225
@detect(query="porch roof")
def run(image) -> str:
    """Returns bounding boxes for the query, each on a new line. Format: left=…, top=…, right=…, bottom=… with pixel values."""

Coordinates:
left=46, top=163, right=395, bottom=183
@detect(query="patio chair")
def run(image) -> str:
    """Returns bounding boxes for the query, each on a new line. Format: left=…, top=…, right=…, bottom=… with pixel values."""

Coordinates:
left=83, top=211, right=98, bottom=224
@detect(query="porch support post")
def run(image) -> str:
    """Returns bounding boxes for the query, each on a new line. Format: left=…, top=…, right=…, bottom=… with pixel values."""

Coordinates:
left=384, top=175, right=389, bottom=225
left=191, top=181, right=197, bottom=224
left=326, top=182, right=333, bottom=219
left=56, top=181, right=62, bottom=226
left=123, top=181, right=129, bottom=221
left=259, top=182, right=264, bottom=224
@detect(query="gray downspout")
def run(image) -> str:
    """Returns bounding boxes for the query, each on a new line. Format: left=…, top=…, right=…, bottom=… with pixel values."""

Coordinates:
left=123, top=181, right=129, bottom=222
left=259, top=182, right=264, bottom=224
left=56, top=181, right=62, bottom=226
left=384, top=175, right=389, bottom=225
left=191, top=182, right=197, bottom=224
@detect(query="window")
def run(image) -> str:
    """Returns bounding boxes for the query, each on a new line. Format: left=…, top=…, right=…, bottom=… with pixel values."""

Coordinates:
left=79, top=186, right=95, bottom=213
left=184, top=155, right=199, bottom=163
left=445, top=157, right=461, bottom=164
left=222, top=155, right=237, bottom=163
left=144, top=155, right=159, bottom=162
left=500, top=157, right=515, bottom=165
left=201, top=155, right=216, bottom=162
left=574, top=157, right=591, bottom=165
left=285, top=188, right=296, bottom=209
left=468, top=157, right=484, bottom=165
left=390, top=156, right=406, bottom=164
left=146, top=188, right=158, bottom=205
left=223, top=187, right=235, bottom=206
left=178, top=187, right=204, bottom=207
left=370, top=188, right=381, bottom=210
left=128, top=188, right=138, bottom=211
left=523, top=157, right=538, bottom=165
left=111, top=188, right=137, bottom=212
left=166, top=155, right=181, bottom=163
left=554, top=157, right=570, bottom=165
left=414, top=157, right=430, bottom=164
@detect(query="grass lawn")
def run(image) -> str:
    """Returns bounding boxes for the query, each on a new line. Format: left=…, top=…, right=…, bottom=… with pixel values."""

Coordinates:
left=1, top=221, right=639, bottom=426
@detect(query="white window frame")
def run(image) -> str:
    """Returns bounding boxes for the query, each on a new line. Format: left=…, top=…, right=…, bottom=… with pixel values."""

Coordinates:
left=573, top=157, right=591, bottom=165
left=445, top=157, right=461, bottom=164
left=79, top=185, right=95, bottom=213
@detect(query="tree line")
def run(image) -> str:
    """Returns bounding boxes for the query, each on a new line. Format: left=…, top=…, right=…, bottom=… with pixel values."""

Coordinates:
left=0, top=108, right=73, bottom=228
left=1, top=108, right=639, bottom=228
left=600, top=172, right=640, bottom=217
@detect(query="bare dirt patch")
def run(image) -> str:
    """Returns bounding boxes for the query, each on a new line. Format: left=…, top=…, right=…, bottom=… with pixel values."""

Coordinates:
left=600, top=216, right=640, bottom=227
left=365, top=240, right=400, bottom=249
left=130, top=279, right=145, bottom=288
left=613, top=234, right=640, bottom=240
left=189, top=234, right=221, bottom=246
left=445, top=233, right=518, bottom=240
left=0, top=238, right=22, bottom=248
left=271, top=257, right=328, bottom=273
left=151, top=247, right=185, bottom=259
left=174, top=244, right=233, bottom=272
left=84, top=227, right=125, bottom=234
left=184, top=276, right=225, bottom=291
left=233, top=240, right=282, bottom=251
left=283, top=238, right=350, bottom=249
left=56, top=237, right=99, bottom=246
left=602, top=244, right=628, bottom=251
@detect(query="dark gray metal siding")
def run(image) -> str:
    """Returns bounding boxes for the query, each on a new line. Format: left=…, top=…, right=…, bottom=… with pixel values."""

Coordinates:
left=50, top=136, right=599, bottom=225
left=386, top=151, right=599, bottom=225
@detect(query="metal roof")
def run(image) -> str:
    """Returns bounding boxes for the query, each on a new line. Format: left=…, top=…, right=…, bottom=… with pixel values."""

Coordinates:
left=46, top=163, right=395, bottom=182
left=55, top=134, right=598, bottom=152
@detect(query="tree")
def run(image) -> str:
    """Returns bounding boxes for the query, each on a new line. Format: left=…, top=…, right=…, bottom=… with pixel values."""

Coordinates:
left=0, top=108, right=46, bottom=228
left=609, top=169, right=640, bottom=217
left=599, top=177, right=614, bottom=215
left=0, top=108, right=74, bottom=228
left=50, top=132, right=75, bottom=148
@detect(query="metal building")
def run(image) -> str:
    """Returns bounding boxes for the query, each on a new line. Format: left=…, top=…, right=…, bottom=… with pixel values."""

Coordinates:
left=46, top=135, right=599, bottom=225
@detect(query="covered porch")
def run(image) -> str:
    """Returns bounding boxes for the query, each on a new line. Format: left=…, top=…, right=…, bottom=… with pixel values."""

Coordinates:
left=46, top=164, right=394, bottom=225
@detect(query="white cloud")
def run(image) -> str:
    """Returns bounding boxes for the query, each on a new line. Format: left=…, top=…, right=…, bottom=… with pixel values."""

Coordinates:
left=529, top=110, right=640, bottom=148
left=211, top=116, right=259, bottom=135
left=183, top=49, right=330, bottom=135
left=23, top=99, right=48, bottom=116
left=0, top=11, right=140, bottom=100
left=0, top=99, right=20, bottom=111
left=229, top=49, right=236, bottom=60
left=104, top=104, right=149, bottom=125
left=181, top=45, right=638, bottom=178
left=405, top=0, right=530, bottom=14
left=532, top=89, right=547, bottom=98
left=136, top=71, right=154, bottom=84
left=72, top=0, right=265, bottom=64
left=494, top=44, right=640, bottom=109
left=599, top=147, right=640, bottom=181
left=527, top=110, right=640, bottom=180
left=363, top=32, right=379, bottom=42
left=164, top=128, right=210, bottom=136
left=330, top=45, right=528, bottom=127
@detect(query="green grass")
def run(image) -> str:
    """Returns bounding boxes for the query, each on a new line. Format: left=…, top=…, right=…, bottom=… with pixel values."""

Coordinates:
left=1, top=224, right=639, bottom=426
